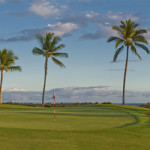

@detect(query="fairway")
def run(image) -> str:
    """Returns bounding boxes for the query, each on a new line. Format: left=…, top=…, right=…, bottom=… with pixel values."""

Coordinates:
left=0, top=104, right=150, bottom=150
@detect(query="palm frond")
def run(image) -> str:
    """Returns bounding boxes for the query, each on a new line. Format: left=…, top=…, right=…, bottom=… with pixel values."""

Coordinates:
left=50, top=36, right=61, bottom=50
left=51, top=57, right=65, bottom=68
left=130, top=44, right=141, bottom=60
left=133, top=29, right=147, bottom=37
left=113, top=45, right=124, bottom=62
left=32, top=47, right=45, bottom=56
left=115, top=39, right=124, bottom=48
left=134, top=43, right=150, bottom=54
left=129, top=30, right=136, bottom=38
left=112, top=26, right=121, bottom=32
left=132, top=35, right=148, bottom=44
left=107, top=37, right=122, bottom=43
left=52, top=44, right=65, bottom=52
left=131, top=21, right=139, bottom=29
left=45, top=33, right=54, bottom=49
left=120, top=20, right=125, bottom=28
left=52, top=53, right=68, bottom=58
left=7, top=66, right=22, bottom=72
left=36, top=34, right=44, bottom=47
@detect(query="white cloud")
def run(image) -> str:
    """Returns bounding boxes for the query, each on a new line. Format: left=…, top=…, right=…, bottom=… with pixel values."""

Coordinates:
left=107, top=11, right=123, bottom=21
left=3, top=9, right=146, bottom=42
left=47, top=22, right=79, bottom=36
left=81, top=11, right=141, bottom=40
left=106, top=11, right=140, bottom=24
left=0, top=22, right=79, bottom=42
left=81, top=24, right=116, bottom=40
left=5, top=88, right=26, bottom=92
left=86, top=11, right=100, bottom=19
left=29, top=0, right=67, bottom=18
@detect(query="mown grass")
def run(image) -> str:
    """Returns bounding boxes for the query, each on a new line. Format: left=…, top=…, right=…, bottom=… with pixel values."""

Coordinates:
left=0, top=104, right=150, bottom=150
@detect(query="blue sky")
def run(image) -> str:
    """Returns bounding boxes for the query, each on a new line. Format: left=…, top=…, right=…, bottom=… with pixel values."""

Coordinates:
left=0, top=0, right=150, bottom=103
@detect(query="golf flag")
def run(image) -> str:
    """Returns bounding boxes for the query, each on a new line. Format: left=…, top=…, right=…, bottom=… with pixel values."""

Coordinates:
left=52, top=92, right=55, bottom=99
left=52, top=92, right=56, bottom=120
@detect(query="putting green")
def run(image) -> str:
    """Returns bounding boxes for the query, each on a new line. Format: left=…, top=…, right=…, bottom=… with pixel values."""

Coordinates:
left=0, top=104, right=150, bottom=150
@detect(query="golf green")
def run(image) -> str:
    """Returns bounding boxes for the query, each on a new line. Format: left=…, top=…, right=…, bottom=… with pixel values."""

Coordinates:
left=0, top=104, right=150, bottom=150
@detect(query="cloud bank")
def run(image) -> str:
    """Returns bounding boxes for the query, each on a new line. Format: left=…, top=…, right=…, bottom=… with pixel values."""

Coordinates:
left=0, top=22, right=79, bottom=42
left=2, top=86, right=150, bottom=104
left=2, top=3, right=150, bottom=42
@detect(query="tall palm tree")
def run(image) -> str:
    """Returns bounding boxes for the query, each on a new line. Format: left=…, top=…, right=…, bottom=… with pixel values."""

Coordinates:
left=107, top=19, right=149, bottom=105
left=0, top=48, right=22, bottom=104
left=32, top=33, right=68, bottom=107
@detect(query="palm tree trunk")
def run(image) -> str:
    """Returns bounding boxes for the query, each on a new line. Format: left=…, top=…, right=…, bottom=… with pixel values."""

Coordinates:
left=122, top=45, right=129, bottom=105
left=0, top=70, right=3, bottom=104
left=42, top=58, right=48, bottom=107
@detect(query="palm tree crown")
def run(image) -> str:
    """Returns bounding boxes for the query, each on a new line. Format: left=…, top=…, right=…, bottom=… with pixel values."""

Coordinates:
left=0, top=49, right=21, bottom=72
left=108, top=19, right=149, bottom=61
left=32, top=33, right=68, bottom=67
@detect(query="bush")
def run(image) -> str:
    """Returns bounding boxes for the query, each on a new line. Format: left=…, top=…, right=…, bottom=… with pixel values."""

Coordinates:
left=60, top=103, right=65, bottom=107
left=101, top=102, right=112, bottom=104
left=140, top=103, right=150, bottom=108
left=44, top=104, right=53, bottom=107
left=74, top=102, right=79, bottom=106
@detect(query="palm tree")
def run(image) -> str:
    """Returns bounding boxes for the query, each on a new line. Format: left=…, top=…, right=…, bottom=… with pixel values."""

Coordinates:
left=107, top=19, right=149, bottom=105
left=0, top=48, right=22, bottom=104
left=32, top=33, right=68, bottom=107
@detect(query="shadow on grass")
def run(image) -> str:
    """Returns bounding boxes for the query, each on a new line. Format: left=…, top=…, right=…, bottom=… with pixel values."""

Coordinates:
left=118, top=111, right=139, bottom=128
left=5, top=111, right=131, bottom=117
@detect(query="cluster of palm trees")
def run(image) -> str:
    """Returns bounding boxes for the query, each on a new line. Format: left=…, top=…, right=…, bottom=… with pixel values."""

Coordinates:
left=0, top=33, right=68, bottom=106
left=0, top=19, right=149, bottom=106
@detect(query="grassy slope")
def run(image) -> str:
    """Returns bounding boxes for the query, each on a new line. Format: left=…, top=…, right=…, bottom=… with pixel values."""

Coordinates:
left=0, top=104, right=150, bottom=150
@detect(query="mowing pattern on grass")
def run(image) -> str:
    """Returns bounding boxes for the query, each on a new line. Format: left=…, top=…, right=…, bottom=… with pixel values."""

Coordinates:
left=0, top=104, right=150, bottom=150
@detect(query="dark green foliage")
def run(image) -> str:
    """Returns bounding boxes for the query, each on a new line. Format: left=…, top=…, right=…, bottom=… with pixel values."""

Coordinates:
left=32, top=33, right=68, bottom=68
left=107, top=19, right=150, bottom=62
left=140, top=103, right=150, bottom=108
left=0, top=49, right=21, bottom=72
left=102, top=102, right=112, bottom=104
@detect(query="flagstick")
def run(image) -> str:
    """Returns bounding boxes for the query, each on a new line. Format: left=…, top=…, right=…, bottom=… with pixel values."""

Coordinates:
left=52, top=92, right=56, bottom=120
left=54, top=97, right=56, bottom=120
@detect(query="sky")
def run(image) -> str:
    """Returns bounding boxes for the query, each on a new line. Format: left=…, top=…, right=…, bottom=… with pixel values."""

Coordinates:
left=0, top=0, right=150, bottom=103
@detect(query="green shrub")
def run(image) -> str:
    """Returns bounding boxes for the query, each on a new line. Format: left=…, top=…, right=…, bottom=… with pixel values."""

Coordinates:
left=140, top=103, right=150, bottom=108
left=102, top=102, right=112, bottom=104
left=44, top=104, right=53, bottom=107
